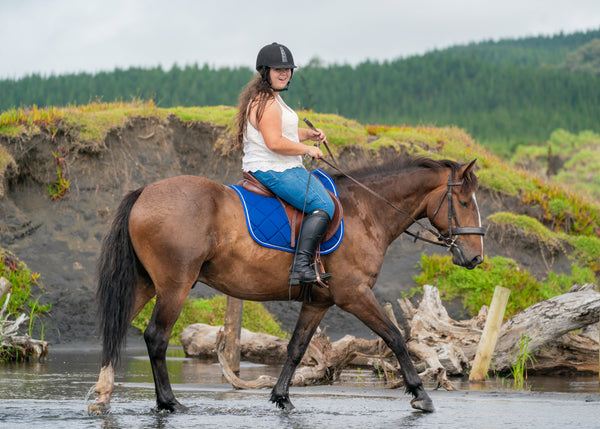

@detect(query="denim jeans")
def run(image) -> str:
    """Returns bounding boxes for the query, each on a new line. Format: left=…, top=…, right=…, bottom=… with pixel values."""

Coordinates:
left=251, top=167, right=335, bottom=218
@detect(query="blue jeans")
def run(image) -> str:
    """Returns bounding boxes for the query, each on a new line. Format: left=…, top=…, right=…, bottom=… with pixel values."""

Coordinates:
left=251, top=167, right=335, bottom=219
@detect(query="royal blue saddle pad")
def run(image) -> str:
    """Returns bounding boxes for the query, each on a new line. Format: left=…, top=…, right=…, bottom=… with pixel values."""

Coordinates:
left=229, top=169, right=344, bottom=254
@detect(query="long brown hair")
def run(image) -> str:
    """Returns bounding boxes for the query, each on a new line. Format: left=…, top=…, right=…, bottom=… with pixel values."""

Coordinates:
left=234, top=74, right=273, bottom=149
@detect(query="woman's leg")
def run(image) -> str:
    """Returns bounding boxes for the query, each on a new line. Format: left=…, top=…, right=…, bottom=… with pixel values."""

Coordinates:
left=252, top=168, right=334, bottom=285
left=251, top=167, right=335, bottom=217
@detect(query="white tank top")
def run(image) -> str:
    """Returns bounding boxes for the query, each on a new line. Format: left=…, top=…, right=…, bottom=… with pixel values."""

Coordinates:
left=242, top=95, right=303, bottom=173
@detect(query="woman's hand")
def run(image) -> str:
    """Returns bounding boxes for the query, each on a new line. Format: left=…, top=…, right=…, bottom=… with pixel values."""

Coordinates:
left=307, top=128, right=326, bottom=142
left=306, top=145, right=324, bottom=159
left=301, top=127, right=327, bottom=143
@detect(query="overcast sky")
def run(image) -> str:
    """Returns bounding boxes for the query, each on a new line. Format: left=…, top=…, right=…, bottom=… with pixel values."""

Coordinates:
left=2, top=0, right=600, bottom=79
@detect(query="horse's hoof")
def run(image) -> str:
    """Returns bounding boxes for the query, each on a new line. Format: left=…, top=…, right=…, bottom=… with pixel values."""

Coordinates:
left=410, top=396, right=435, bottom=413
left=270, top=393, right=295, bottom=411
left=157, top=400, right=190, bottom=413
left=87, top=402, right=111, bottom=416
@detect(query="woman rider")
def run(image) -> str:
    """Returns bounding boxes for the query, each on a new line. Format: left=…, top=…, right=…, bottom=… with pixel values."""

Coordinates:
left=234, top=42, right=335, bottom=286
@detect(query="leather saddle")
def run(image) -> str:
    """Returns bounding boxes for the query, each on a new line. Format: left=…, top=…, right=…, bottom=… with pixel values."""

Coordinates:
left=237, top=172, right=343, bottom=247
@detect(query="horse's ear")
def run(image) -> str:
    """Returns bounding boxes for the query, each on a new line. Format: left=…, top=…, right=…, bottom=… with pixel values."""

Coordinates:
left=461, top=159, right=477, bottom=178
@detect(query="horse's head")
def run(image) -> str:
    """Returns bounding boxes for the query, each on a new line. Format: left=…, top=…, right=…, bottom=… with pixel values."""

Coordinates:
left=427, top=159, right=485, bottom=269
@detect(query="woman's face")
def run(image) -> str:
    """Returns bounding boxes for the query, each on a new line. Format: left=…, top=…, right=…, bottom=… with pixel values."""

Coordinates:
left=269, top=68, right=292, bottom=91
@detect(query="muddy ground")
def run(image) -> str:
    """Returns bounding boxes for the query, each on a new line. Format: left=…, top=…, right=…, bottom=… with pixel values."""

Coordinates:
left=0, top=116, right=573, bottom=343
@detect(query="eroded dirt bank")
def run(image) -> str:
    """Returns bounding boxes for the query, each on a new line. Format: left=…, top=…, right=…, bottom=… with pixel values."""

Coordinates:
left=0, top=116, right=572, bottom=343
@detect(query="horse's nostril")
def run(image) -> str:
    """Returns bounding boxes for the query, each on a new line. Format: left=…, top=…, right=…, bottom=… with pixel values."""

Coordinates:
left=471, top=255, right=483, bottom=267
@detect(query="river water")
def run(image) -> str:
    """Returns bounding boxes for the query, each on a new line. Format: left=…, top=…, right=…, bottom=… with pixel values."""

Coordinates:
left=1, top=342, right=599, bottom=429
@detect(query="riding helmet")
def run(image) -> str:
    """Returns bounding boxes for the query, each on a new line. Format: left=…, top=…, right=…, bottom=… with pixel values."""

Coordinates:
left=256, top=42, right=297, bottom=91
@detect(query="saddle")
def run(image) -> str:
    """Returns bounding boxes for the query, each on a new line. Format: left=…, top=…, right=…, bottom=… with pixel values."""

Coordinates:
left=237, top=172, right=343, bottom=247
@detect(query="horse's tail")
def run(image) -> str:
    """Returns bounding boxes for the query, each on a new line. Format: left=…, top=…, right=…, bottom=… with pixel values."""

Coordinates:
left=96, top=187, right=145, bottom=368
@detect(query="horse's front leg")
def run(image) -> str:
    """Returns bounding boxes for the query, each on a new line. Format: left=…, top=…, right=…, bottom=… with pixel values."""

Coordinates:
left=338, top=286, right=434, bottom=412
left=271, top=303, right=330, bottom=411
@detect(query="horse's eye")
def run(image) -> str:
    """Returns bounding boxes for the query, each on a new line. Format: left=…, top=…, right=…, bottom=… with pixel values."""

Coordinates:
left=458, top=200, right=468, bottom=208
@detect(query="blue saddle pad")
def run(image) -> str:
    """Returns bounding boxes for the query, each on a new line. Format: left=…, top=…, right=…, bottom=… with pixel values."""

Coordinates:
left=229, top=169, right=343, bottom=254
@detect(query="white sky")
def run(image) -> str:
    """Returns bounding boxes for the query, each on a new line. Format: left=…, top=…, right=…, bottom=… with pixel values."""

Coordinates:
left=1, top=0, right=600, bottom=79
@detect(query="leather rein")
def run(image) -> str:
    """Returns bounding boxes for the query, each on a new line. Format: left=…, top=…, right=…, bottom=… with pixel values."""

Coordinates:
left=303, top=119, right=485, bottom=251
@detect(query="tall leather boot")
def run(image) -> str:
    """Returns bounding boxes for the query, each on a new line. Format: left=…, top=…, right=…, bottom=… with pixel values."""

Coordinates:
left=288, top=209, right=332, bottom=286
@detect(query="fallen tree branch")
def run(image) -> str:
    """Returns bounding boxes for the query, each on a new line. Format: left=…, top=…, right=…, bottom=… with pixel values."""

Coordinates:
left=1, top=287, right=50, bottom=361
left=492, top=283, right=600, bottom=372
left=183, top=283, right=600, bottom=387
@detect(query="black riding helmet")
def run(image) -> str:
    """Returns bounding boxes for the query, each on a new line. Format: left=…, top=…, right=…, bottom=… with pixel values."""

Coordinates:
left=256, top=42, right=297, bottom=91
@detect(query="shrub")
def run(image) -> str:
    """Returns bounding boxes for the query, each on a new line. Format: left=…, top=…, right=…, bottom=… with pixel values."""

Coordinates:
left=413, top=254, right=594, bottom=318
left=132, top=295, right=288, bottom=345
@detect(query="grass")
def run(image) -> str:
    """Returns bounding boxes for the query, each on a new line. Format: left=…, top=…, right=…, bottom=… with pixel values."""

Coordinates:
left=166, top=105, right=237, bottom=128
left=488, top=212, right=563, bottom=249
left=0, top=250, right=50, bottom=317
left=132, top=295, right=288, bottom=346
left=0, top=250, right=51, bottom=361
left=509, top=334, right=536, bottom=390
left=413, top=253, right=595, bottom=318
left=489, top=212, right=600, bottom=276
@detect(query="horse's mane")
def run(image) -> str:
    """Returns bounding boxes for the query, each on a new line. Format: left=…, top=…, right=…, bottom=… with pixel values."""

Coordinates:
left=334, top=155, right=478, bottom=194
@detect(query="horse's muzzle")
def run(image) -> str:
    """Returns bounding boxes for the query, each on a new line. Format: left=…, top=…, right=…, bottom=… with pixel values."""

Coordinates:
left=465, top=254, right=484, bottom=270
left=452, top=244, right=484, bottom=270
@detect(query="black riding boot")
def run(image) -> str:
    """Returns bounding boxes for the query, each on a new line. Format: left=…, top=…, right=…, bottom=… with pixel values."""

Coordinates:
left=289, top=209, right=332, bottom=286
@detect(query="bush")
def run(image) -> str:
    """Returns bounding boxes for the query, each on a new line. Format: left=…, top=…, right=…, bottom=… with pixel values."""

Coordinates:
left=132, top=295, right=288, bottom=345
left=0, top=250, right=51, bottom=316
left=413, top=254, right=595, bottom=318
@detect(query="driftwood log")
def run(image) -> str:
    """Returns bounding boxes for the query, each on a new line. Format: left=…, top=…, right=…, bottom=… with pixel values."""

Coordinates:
left=181, top=283, right=600, bottom=388
left=492, top=283, right=600, bottom=373
left=0, top=282, right=50, bottom=361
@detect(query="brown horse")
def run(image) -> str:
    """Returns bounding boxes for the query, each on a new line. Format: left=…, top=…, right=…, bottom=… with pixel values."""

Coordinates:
left=88, top=156, right=484, bottom=415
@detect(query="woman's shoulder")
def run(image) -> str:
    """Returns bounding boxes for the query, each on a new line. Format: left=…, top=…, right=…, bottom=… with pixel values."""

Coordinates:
left=250, top=95, right=281, bottom=117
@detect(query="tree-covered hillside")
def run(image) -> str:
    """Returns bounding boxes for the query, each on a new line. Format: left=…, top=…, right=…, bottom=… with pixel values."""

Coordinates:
left=2, top=28, right=600, bottom=155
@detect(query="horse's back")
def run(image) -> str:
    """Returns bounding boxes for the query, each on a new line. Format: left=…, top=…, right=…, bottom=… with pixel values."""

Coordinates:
left=128, top=175, right=240, bottom=267
left=132, top=175, right=237, bottom=219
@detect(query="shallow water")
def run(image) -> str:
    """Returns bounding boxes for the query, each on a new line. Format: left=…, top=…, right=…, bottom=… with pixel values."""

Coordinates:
left=1, top=343, right=599, bottom=428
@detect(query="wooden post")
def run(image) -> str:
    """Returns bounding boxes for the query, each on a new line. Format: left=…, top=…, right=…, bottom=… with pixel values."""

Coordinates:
left=469, top=286, right=511, bottom=382
left=223, top=296, right=244, bottom=376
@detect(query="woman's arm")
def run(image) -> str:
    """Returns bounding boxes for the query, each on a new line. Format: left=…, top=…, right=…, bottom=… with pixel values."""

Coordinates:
left=257, top=100, right=325, bottom=158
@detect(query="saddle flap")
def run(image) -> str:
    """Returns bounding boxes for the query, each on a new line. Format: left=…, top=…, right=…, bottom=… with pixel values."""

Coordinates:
left=232, top=170, right=344, bottom=253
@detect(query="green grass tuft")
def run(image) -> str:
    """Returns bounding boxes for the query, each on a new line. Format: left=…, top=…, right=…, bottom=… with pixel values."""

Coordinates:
left=132, top=295, right=288, bottom=345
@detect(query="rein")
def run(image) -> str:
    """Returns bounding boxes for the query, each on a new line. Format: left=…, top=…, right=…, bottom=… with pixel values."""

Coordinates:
left=302, top=119, right=484, bottom=250
left=318, top=157, right=456, bottom=249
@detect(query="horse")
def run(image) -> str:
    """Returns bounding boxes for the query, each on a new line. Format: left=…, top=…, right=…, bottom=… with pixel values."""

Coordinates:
left=88, top=156, right=485, bottom=415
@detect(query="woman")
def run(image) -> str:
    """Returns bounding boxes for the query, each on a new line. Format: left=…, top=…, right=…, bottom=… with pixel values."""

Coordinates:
left=234, top=42, right=335, bottom=286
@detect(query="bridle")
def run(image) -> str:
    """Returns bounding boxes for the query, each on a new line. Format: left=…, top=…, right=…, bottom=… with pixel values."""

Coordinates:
left=303, top=118, right=485, bottom=252
left=428, top=168, right=486, bottom=250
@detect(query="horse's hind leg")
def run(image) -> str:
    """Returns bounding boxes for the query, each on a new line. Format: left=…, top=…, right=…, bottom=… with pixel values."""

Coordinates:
left=89, top=277, right=155, bottom=415
left=144, top=284, right=192, bottom=413
left=337, top=287, right=434, bottom=412
left=271, top=303, right=330, bottom=411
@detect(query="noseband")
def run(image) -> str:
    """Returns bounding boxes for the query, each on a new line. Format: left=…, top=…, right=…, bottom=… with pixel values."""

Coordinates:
left=429, top=169, right=486, bottom=250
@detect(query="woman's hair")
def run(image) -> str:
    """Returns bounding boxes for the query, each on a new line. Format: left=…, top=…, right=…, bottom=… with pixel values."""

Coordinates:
left=234, top=74, right=273, bottom=148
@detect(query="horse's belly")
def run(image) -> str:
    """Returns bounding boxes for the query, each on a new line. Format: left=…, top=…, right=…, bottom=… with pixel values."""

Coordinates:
left=198, top=248, right=295, bottom=301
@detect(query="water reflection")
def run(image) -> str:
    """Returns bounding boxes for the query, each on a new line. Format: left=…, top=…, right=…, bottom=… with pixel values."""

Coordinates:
left=0, top=344, right=598, bottom=428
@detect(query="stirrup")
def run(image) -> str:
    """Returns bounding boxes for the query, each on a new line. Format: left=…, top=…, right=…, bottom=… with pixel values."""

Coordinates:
left=288, top=266, right=331, bottom=288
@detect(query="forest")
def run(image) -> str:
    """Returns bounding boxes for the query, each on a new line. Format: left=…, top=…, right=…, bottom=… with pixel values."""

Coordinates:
left=1, top=28, right=600, bottom=155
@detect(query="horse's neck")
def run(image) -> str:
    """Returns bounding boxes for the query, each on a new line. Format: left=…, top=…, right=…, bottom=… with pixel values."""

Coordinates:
left=358, top=169, right=445, bottom=243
